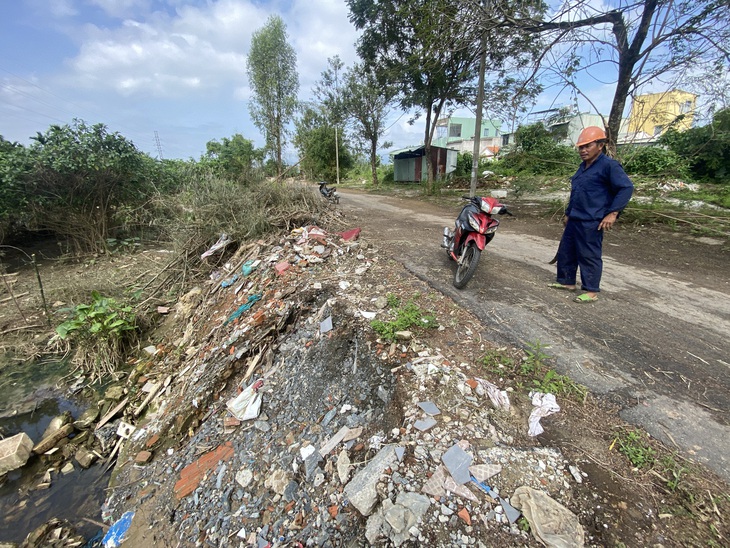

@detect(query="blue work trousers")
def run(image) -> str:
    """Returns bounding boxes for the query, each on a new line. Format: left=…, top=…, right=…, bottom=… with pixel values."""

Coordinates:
left=556, top=219, right=603, bottom=293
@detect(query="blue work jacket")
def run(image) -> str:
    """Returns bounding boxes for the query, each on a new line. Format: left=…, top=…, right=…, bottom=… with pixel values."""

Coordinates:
left=565, top=153, right=634, bottom=222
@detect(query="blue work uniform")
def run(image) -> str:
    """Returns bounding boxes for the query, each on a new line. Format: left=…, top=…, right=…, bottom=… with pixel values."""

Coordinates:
left=556, top=153, right=634, bottom=292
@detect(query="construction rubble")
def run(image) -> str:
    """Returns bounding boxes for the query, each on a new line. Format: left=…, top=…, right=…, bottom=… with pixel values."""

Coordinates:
left=6, top=225, right=592, bottom=547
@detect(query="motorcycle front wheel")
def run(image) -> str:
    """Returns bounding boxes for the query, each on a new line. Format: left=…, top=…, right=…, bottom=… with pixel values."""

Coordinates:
left=453, top=243, right=481, bottom=289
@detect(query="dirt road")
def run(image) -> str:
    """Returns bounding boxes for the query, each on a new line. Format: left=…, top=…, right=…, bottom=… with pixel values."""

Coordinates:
left=339, top=189, right=730, bottom=483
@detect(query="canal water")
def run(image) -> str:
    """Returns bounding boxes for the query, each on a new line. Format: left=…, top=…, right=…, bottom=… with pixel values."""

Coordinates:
left=0, top=357, right=108, bottom=544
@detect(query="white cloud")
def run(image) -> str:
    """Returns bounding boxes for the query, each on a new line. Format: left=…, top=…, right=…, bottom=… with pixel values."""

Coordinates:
left=63, top=1, right=267, bottom=98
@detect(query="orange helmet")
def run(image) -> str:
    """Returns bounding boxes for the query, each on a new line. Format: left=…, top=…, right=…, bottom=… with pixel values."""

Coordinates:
left=576, top=126, right=606, bottom=147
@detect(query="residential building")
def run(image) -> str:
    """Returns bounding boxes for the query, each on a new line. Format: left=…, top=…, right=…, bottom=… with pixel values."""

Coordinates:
left=432, top=116, right=502, bottom=158
left=627, top=90, right=697, bottom=138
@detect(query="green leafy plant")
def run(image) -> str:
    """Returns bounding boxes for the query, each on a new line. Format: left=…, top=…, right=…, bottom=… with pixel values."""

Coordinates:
left=661, top=456, right=688, bottom=492
left=54, top=290, right=138, bottom=380
left=614, top=429, right=656, bottom=468
left=371, top=300, right=438, bottom=342
left=106, top=236, right=141, bottom=253
left=520, top=340, right=551, bottom=375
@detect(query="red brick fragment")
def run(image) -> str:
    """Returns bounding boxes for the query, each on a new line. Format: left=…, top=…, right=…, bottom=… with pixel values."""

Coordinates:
left=466, top=379, right=478, bottom=390
left=145, top=434, right=160, bottom=448
left=458, top=507, right=471, bottom=526
left=135, top=450, right=153, bottom=464
left=174, top=442, right=235, bottom=499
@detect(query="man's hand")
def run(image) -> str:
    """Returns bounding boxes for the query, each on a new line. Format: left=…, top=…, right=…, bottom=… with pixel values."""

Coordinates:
left=599, top=211, right=619, bottom=231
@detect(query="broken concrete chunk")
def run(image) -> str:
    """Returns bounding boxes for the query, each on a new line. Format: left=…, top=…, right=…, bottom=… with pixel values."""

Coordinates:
left=73, top=407, right=100, bottom=429
left=0, top=432, right=34, bottom=475
left=337, top=449, right=351, bottom=484
left=74, top=447, right=98, bottom=469
left=344, top=445, right=397, bottom=516
left=264, top=469, right=291, bottom=495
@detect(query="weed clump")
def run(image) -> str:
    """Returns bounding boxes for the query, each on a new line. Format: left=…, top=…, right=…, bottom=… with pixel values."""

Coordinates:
left=52, top=291, right=139, bottom=381
left=371, top=294, right=438, bottom=342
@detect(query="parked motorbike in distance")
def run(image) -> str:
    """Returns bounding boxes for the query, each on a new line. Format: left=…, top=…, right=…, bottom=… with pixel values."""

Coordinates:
left=442, top=195, right=512, bottom=289
left=318, top=181, right=339, bottom=204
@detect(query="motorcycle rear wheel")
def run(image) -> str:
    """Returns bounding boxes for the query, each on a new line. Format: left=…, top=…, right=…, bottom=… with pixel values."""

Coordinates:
left=453, top=243, right=481, bottom=289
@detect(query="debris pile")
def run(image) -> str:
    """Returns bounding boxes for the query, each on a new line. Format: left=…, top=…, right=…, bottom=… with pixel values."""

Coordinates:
left=91, top=225, right=587, bottom=547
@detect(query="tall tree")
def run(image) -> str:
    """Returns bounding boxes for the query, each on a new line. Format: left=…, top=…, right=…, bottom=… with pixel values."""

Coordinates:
left=313, top=56, right=346, bottom=185
left=294, top=104, right=354, bottom=182
left=474, top=0, right=730, bottom=154
left=247, top=15, right=299, bottom=179
left=348, top=0, right=483, bottom=193
left=348, top=0, right=543, bottom=192
left=342, top=63, right=395, bottom=187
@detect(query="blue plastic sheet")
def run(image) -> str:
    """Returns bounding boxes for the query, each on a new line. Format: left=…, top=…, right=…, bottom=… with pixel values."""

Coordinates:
left=102, top=511, right=134, bottom=547
left=224, top=294, right=262, bottom=326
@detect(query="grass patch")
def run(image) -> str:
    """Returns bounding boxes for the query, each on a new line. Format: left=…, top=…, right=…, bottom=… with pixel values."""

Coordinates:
left=371, top=293, right=438, bottom=342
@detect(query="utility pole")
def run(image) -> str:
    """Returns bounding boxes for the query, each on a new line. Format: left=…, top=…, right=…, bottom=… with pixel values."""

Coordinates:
left=154, top=131, right=164, bottom=160
left=470, top=2, right=487, bottom=197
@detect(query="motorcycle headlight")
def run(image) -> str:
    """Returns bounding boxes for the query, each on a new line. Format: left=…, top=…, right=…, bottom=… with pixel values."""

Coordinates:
left=468, top=213, right=481, bottom=231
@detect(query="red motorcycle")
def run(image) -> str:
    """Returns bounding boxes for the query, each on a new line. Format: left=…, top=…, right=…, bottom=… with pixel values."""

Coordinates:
left=442, top=195, right=512, bottom=288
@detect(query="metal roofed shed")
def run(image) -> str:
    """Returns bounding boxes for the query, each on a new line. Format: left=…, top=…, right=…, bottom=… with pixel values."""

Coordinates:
left=390, top=145, right=458, bottom=183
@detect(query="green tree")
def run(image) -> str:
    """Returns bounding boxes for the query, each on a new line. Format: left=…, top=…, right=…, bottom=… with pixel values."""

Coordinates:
left=294, top=104, right=354, bottom=182
left=348, top=0, right=482, bottom=193
left=202, top=134, right=263, bottom=181
left=0, top=137, right=32, bottom=236
left=313, top=56, right=346, bottom=185
left=247, top=15, right=299, bottom=179
left=26, top=119, right=150, bottom=253
left=496, top=122, right=579, bottom=176
left=660, top=108, right=730, bottom=181
left=343, top=63, right=395, bottom=187
left=348, top=0, right=543, bottom=193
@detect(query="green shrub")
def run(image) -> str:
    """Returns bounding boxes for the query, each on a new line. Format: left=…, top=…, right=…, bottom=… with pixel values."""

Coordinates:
left=493, top=123, right=579, bottom=177
left=620, top=146, right=690, bottom=178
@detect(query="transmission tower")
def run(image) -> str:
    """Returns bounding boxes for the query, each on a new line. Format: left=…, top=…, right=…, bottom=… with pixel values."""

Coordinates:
left=154, top=131, right=164, bottom=160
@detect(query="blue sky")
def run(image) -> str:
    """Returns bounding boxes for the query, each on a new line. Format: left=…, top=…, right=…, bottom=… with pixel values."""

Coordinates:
left=0, top=0, right=668, bottom=161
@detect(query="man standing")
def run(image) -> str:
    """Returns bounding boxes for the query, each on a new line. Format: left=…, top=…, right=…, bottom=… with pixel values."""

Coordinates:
left=549, top=126, right=634, bottom=303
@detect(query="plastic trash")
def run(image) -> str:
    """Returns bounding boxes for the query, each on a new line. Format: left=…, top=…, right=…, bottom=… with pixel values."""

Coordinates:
left=201, top=234, right=232, bottom=259
left=226, top=379, right=264, bottom=421
left=511, top=485, right=585, bottom=547
left=528, top=392, right=560, bottom=436
left=224, top=294, right=262, bottom=325
left=102, top=511, right=135, bottom=547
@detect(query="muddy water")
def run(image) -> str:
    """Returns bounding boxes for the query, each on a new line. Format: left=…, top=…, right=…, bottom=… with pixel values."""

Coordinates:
left=0, top=358, right=107, bottom=543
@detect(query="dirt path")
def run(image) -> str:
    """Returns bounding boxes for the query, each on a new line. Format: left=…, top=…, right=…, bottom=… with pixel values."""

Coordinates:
left=339, top=189, right=730, bottom=483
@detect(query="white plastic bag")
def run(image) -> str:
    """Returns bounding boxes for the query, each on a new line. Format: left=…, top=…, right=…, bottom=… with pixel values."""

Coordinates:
left=226, top=379, right=264, bottom=421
